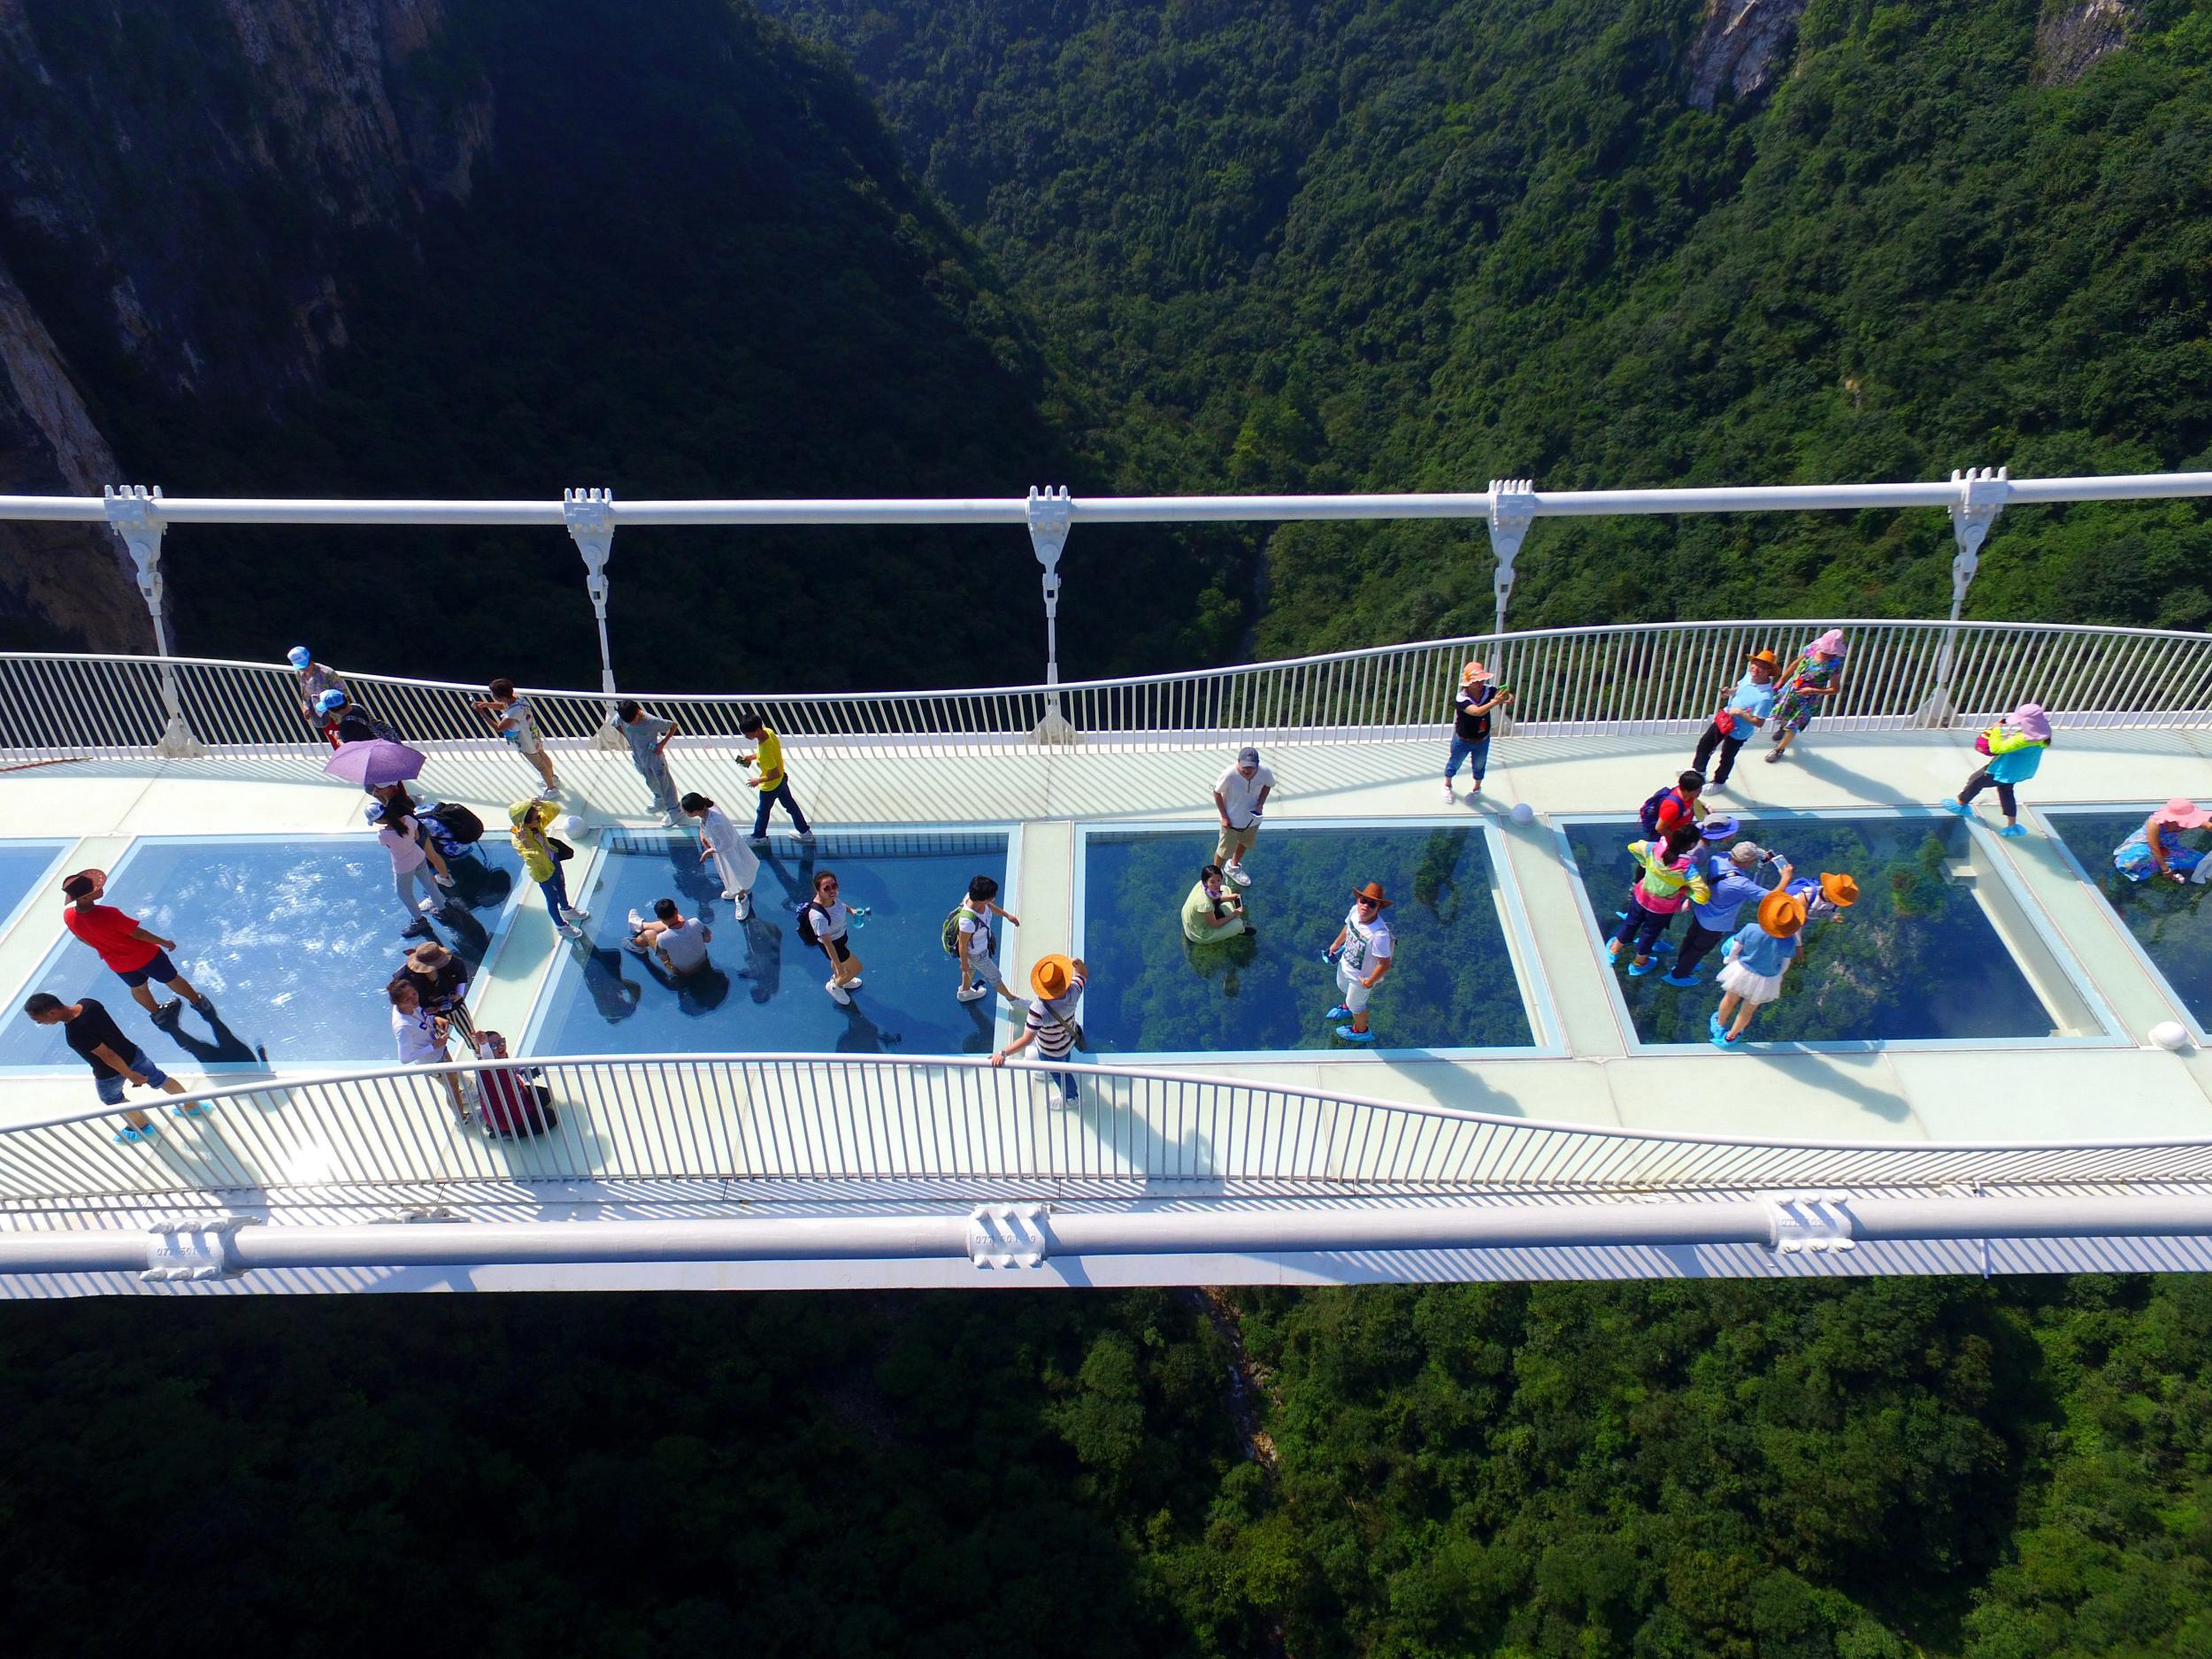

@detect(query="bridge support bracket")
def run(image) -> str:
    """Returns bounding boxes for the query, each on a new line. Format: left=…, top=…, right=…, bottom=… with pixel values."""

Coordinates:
left=103, top=485, right=205, bottom=757
left=1762, top=1194, right=1856, bottom=1256
left=565, top=488, right=628, bottom=749
left=1026, top=487, right=1079, bottom=745
left=1915, top=466, right=2010, bottom=727
left=967, top=1202, right=1052, bottom=1269
left=1487, top=477, right=1537, bottom=637
left=142, top=1214, right=258, bottom=1282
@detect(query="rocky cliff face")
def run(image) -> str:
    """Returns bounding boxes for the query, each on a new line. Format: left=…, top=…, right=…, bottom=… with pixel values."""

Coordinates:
left=0, top=0, right=492, bottom=648
left=1686, top=0, right=1809, bottom=111
left=2035, top=0, right=2135, bottom=86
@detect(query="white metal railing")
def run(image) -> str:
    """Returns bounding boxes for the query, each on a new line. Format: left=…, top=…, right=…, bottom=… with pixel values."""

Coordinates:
left=4, top=616, right=2208, bottom=761
left=2, top=1053, right=2210, bottom=1211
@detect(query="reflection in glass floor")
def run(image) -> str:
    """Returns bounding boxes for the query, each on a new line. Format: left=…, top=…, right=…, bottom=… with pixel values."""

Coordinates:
left=2047, top=809, right=2212, bottom=1030
left=1563, top=815, right=2061, bottom=1045
left=528, top=832, right=1010, bottom=1056
left=1079, top=825, right=1535, bottom=1054
left=0, top=833, right=518, bottom=1071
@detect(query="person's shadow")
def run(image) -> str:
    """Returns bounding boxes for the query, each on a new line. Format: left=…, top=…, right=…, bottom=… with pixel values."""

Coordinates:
left=444, top=855, right=515, bottom=915
left=634, top=949, right=733, bottom=1015
left=165, top=1010, right=271, bottom=1071
left=835, top=998, right=903, bottom=1055
left=576, top=942, right=642, bottom=1023
left=735, top=910, right=785, bottom=1004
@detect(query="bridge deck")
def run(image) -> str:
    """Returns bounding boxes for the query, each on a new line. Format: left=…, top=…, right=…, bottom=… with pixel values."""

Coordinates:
left=3, top=721, right=2208, bottom=1165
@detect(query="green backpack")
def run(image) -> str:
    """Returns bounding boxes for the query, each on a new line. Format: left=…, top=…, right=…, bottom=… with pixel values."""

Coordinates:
left=941, top=904, right=983, bottom=957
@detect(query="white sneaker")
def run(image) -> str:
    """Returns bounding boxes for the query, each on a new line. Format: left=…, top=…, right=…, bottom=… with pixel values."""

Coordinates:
left=797, top=830, right=817, bottom=843
left=417, top=897, right=440, bottom=915
left=627, top=908, right=646, bottom=932
left=1225, top=862, right=1250, bottom=887
left=567, top=908, right=589, bottom=922
left=659, top=812, right=681, bottom=828
left=825, top=978, right=851, bottom=1006
left=735, top=896, right=752, bottom=922
left=720, top=889, right=738, bottom=901
left=560, top=921, right=584, bottom=939
left=844, top=974, right=864, bottom=988
left=956, top=985, right=989, bottom=1002
left=1443, top=782, right=1455, bottom=803
left=434, top=872, right=456, bottom=888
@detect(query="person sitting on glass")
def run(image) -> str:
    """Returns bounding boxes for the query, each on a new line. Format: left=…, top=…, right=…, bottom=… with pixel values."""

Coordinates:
left=1944, top=701, right=2051, bottom=839
left=1324, top=881, right=1394, bottom=1044
left=626, top=897, right=713, bottom=977
left=2114, top=797, right=2209, bottom=883
left=1181, top=863, right=1252, bottom=945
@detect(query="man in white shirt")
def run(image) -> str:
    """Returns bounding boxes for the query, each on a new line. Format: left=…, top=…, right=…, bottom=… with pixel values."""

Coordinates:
left=1212, top=745, right=1275, bottom=887
left=627, top=897, right=712, bottom=976
left=1323, top=880, right=1394, bottom=1044
left=953, top=874, right=1021, bottom=1003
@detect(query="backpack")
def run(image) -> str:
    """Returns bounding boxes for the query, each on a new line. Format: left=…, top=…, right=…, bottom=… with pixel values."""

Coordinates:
left=795, top=901, right=825, bottom=947
left=426, top=802, right=484, bottom=846
left=941, top=904, right=982, bottom=957
left=1639, top=787, right=1686, bottom=836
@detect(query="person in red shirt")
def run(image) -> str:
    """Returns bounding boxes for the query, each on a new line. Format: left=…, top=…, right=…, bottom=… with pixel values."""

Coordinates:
left=58, top=869, right=214, bottom=1027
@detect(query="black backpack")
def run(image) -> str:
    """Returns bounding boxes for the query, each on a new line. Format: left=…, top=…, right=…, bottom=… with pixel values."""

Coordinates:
left=1639, top=787, right=1684, bottom=837
left=426, top=802, right=484, bottom=846
left=795, top=901, right=826, bottom=947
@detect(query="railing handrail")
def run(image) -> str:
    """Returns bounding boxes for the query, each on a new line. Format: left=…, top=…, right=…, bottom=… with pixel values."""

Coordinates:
left=5, top=613, right=2208, bottom=710
left=5, top=1050, right=2208, bottom=1164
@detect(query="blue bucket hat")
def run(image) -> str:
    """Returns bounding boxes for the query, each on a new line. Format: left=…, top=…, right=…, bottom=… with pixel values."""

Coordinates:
left=316, top=688, right=348, bottom=713
left=287, top=646, right=312, bottom=669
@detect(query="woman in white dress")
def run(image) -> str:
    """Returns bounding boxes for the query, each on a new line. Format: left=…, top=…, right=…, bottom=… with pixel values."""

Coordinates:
left=682, top=792, right=759, bottom=919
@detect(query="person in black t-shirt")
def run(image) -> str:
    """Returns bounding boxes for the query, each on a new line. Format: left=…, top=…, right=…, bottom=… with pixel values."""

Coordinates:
left=21, top=991, right=193, bottom=1144
left=1446, top=659, right=1514, bottom=803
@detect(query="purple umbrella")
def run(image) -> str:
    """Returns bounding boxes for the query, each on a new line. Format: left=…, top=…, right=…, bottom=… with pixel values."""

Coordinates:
left=323, top=738, right=426, bottom=788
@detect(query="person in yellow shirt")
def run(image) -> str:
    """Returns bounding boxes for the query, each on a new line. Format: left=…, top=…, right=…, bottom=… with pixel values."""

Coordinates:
left=737, top=713, right=814, bottom=844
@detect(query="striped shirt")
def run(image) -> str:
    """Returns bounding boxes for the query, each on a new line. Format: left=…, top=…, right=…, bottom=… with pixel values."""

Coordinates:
left=1024, top=975, right=1087, bottom=1060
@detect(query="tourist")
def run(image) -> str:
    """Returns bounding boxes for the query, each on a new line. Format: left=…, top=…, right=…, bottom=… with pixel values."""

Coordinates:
left=1765, top=629, right=1848, bottom=765
left=739, top=712, right=813, bottom=842
left=366, top=800, right=457, bottom=940
left=1323, top=880, right=1394, bottom=1044
left=388, top=979, right=466, bottom=1120
left=681, top=792, right=758, bottom=918
left=1607, top=826, right=1712, bottom=976
left=1639, top=770, right=1708, bottom=838
left=392, top=939, right=472, bottom=1049
left=611, top=700, right=680, bottom=826
left=315, top=687, right=384, bottom=747
left=1212, top=745, right=1274, bottom=887
left=472, top=1029, right=557, bottom=1138
left=990, top=953, right=1087, bottom=1102
left=802, top=870, right=861, bottom=1005
left=1944, top=701, right=2052, bottom=838
left=22, top=992, right=190, bottom=1142
left=1691, top=648, right=1780, bottom=794
left=472, top=677, right=560, bottom=795
left=952, top=874, right=1021, bottom=1003
left=1666, top=838, right=1791, bottom=987
left=510, top=797, right=588, bottom=938
left=59, top=868, right=215, bottom=1027
left=1786, top=871, right=1862, bottom=924
left=286, top=646, right=348, bottom=741
left=1445, top=660, right=1511, bottom=803
left=1710, top=890, right=1809, bottom=1048
left=2114, top=797, right=2209, bottom=883
left=1180, top=864, right=1250, bottom=944
left=627, top=897, right=713, bottom=976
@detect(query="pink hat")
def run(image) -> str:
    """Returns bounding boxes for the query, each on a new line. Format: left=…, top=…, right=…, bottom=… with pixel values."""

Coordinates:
left=1809, top=628, right=1847, bottom=657
left=2010, top=702, right=2052, bottom=742
left=2161, top=796, right=2210, bottom=830
left=1462, top=659, right=1493, bottom=683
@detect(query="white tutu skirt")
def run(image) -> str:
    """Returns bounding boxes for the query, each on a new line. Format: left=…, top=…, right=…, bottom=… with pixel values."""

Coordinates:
left=1716, top=959, right=1784, bottom=1005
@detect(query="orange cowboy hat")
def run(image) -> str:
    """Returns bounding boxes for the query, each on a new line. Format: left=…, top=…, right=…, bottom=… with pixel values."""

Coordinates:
left=1745, top=649, right=1781, bottom=672
left=1350, top=880, right=1394, bottom=909
left=1461, top=659, right=1494, bottom=683
left=60, top=868, right=107, bottom=900
left=1031, top=953, right=1078, bottom=1000
left=1818, top=872, right=1860, bottom=908
left=1756, top=890, right=1809, bottom=939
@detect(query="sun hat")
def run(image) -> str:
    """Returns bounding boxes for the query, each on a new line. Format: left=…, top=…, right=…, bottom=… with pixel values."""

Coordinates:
left=1699, top=814, right=1740, bottom=842
left=1745, top=648, right=1781, bottom=672
left=1462, top=659, right=1494, bottom=684
left=1350, top=880, right=1393, bottom=909
left=2011, top=702, right=2052, bottom=742
left=287, top=646, right=313, bottom=669
left=1729, top=841, right=1766, bottom=869
left=1757, top=891, right=1809, bottom=939
left=1818, top=872, right=1861, bottom=908
left=316, top=688, right=348, bottom=712
left=1810, top=628, right=1847, bottom=657
left=2159, top=796, right=2210, bottom=830
left=1237, top=745, right=1261, bottom=767
left=1031, top=953, right=1078, bottom=1000
left=60, top=868, right=104, bottom=901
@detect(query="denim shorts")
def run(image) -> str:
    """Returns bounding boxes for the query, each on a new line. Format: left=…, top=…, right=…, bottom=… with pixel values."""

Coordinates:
left=95, top=1047, right=167, bottom=1104
left=116, top=948, right=177, bottom=989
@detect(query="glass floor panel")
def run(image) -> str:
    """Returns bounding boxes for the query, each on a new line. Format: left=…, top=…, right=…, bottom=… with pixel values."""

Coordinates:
left=529, top=831, right=1010, bottom=1056
left=1563, top=814, right=2060, bottom=1045
left=2047, top=809, right=2212, bottom=1030
left=0, top=840, right=71, bottom=937
left=1079, top=825, right=1535, bottom=1055
left=0, top=833, right=519, bottom=1071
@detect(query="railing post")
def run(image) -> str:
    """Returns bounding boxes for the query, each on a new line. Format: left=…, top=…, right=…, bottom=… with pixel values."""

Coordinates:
left=1916, top=466, right=2009, bottom=726
left=1487, top=477, right=1536, bottom=635
left=102, top=485, right=204, bottom=757
left=564, top=488, right=626, bottom=749
left=1026, top=485, right=1078, bottom=744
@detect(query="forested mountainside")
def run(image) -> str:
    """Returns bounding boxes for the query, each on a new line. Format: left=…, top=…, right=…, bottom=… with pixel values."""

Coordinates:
left=765, top=0, right=2212, bottom=654
left=6, top=1278, right=2209, bottom=1657
left=0, top=0, right=1241, bottom=686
